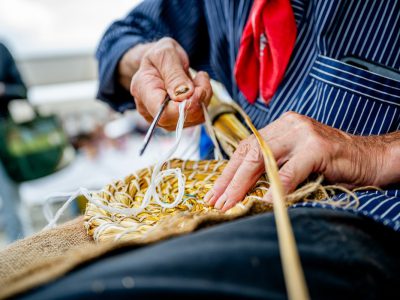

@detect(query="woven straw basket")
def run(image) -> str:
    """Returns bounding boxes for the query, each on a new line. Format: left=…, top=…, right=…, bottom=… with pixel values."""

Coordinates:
left=84, top=159, right=270, bottom=243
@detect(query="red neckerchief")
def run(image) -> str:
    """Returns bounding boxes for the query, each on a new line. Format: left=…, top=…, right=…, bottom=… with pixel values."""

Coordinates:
left=234, top=0, right=297, bottom=104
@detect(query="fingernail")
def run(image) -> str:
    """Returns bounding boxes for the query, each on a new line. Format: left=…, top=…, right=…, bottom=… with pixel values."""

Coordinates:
left=221, top=202, right=232, bottom=212
left=204, top=190, right=214, bottom=203
left=174, top=85, right=190, bottom=96
left=215, top=194, right=227, bottom=210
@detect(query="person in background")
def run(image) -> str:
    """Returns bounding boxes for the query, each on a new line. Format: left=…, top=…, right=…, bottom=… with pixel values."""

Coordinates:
left=0, top=42, right=27, bottom=118
left=0, top=42, right=26, bottom=241
left=26, top=0, right=400, bottom=299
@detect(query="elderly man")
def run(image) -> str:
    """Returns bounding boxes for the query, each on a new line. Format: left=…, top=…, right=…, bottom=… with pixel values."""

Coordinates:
left=25, top=0, right=400, bottom=299
left=0, top=42, right=26, bottom=241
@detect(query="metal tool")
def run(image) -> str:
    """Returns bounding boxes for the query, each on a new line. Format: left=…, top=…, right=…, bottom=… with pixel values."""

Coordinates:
left=139, top=94, right=171, bottom=156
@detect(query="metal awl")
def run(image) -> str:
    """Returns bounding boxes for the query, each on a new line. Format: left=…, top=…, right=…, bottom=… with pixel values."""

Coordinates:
left=139, top=94, right=171, bottom=156
left=139, top=86, right=190, bottom=156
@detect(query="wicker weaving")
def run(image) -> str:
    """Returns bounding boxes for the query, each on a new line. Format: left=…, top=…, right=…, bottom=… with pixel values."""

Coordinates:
left=84, top=159, right=269, bottom=243
left=83, top=92, right=261, bottom=243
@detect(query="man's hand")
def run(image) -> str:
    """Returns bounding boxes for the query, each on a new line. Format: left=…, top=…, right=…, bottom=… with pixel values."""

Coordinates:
left=120, top=38, right=212, bottom=131
left=205, top=111, right=398, bottom=212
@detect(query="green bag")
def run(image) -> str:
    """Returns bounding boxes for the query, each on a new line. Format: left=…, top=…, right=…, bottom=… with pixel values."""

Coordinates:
left=0, top=113, right=69, bottom=182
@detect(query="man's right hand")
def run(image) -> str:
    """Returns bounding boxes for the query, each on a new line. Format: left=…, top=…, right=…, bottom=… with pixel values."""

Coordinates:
left=121, top=38, right=212, bottom=131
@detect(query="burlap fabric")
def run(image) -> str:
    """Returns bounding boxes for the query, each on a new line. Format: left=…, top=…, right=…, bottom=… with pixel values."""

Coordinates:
left=0, top=217, right=92, bottom=298
left=0, top=200, right=272, bottom=299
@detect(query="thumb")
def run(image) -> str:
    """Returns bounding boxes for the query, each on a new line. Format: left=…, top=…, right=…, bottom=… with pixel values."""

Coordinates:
left=149, top=46, right=194, bottom=101
left=162, top=57, right=193, bottom=101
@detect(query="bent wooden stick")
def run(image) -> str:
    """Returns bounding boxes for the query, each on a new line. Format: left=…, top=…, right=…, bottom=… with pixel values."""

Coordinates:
left=232, top=102, right=310, bottom=300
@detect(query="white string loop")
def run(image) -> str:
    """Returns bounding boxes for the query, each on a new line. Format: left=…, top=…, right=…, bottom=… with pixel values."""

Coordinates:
left=44, top=101, right=188, bottom=230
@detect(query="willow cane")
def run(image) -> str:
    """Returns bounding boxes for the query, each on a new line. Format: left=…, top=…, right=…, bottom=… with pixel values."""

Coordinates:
left=209, top=90, right=309, bottom=300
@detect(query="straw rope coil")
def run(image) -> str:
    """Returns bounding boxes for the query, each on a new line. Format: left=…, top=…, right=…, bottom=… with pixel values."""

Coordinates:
left=84, top=159, right=270, bottom=243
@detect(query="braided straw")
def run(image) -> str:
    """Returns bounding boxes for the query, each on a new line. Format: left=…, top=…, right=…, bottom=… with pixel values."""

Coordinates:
left=84, top=159, right=270, bottom=243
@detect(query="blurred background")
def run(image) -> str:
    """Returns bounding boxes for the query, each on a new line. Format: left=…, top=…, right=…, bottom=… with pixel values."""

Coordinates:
left=0, top=0, right=200, bottom=247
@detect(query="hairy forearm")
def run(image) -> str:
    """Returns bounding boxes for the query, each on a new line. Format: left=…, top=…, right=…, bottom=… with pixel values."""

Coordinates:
left=355, top=131, right=400, bottom=187
left=117, top=42, right=156, bottom=91
left=380, top=131, right=400, bottom=185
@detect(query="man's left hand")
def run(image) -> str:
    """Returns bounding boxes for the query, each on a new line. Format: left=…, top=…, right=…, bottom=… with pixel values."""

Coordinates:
left=205, top=111, right=391, bottom=211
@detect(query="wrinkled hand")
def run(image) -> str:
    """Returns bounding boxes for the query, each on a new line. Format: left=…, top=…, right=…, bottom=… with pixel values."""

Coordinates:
left=130, top=38, right=212, bottom=130
left=205, top=111, right=388, bottom=211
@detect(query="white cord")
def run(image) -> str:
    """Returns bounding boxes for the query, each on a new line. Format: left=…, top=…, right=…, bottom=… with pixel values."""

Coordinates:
left=44, top=101, right=188, bottom=230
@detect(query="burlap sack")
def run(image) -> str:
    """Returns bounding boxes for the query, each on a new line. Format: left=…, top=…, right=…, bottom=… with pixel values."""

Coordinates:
left=0, top=201, right=271, bottom=299
left=0, top=217, right=93, bottom=298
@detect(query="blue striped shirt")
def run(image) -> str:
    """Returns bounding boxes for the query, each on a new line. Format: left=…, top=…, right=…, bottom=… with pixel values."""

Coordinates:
left=96, top=0, right=400, bottom=231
